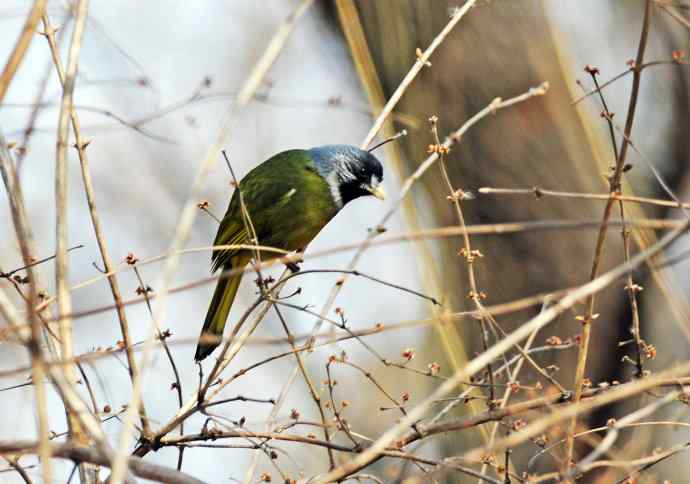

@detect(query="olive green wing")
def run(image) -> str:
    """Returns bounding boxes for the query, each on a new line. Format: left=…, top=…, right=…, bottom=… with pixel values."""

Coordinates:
left=210, top=214, right=248, bottom=273
left=210, top=150, right=316, bottom=272
left=210, top=190, right=296, bottom=272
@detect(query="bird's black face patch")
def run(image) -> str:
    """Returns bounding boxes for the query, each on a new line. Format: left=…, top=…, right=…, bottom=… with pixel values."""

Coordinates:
left=307, top=144, right=385, bottom=208
left=338, top=152, right=384, bottom=205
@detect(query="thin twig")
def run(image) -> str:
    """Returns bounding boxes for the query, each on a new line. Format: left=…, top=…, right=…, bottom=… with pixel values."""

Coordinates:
left=588, top=69, right=645, bottom=378
left=0, top=244, right=83, bottom=280
left=313, top=222, right=688, bottom=483
left=51, top=4, right=93, bottom=474
left=302, top=84, right=550, bottom=361
left=465, top=365, right=690, bottom=462
left=0, top=0, right=47, bottom=102
left=279, top=268, right=440, bottom=305
left=478, top=186, right=690, bottom=211
left=41, top=10, right=152, bottom=438
left=132, top=265, right=185, bottom=470
left=324, top=361, right=361, bottom=449
left=274, top=305, right=336, bottom=468
left=5, top=458, right=33, bottom=484
left=359, top=0, right=480, bottom=148
left=115, top=0, right=315, bottom=477
left=565, top=1, right=652, bottom=470
left=657, top=1, right=690, bottom=29
left=0, top=440, right=205, bottom=484
left=16, top=15, right=69, bottom=172
left=571, top=59, right=683, bottom=105
left=477, top=317, right=557, bottom=482
left=34, top=217, right=683, bottom=325
left=565, top=391, right=681, bottom=480
left=429, top=115, right=496, bottom=409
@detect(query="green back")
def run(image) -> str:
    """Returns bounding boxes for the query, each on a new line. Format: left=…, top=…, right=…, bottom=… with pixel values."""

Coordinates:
left=211, top=149, right=338, bottom=271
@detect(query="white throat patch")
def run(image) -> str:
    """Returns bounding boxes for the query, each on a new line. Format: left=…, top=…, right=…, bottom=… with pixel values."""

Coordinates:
left=326, top=161, right=356, bottom=210
left=326, top=171, right=343, bottom=209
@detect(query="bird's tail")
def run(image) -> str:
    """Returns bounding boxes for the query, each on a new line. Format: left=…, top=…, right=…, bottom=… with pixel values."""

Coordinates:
left=194, top=270, right=243, bottom=361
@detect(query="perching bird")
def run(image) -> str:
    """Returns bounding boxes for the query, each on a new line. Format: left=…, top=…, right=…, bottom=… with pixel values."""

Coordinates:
left=194, top=145, right=385, bottom=361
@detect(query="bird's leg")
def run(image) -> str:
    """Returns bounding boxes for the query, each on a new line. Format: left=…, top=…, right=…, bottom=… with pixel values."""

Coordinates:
left=285, top=249, right=304, bottom=273
left=196, top=362, right=205, bottom=406
left=286, top=262, right=301, bottom=273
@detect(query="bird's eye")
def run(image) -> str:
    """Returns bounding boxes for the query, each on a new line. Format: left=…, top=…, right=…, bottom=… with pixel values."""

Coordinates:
left=360, top=167, right=367, bottom=174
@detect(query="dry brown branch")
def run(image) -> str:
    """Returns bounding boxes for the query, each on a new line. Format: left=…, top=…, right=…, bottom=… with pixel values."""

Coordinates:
left=313, top=222, right=688, bottom=483
left=429, top=114, right=503, bottom=477
left=111, top=2, right=315, bottom=481
left=0, top=123, right=53, bottom=483
left=588, top=70, right=645, bottom=378
left=41, top=11, right=152, bottom=439
left=571, top=59, right=684, bottom=105
left=479, top=187, right=690, bottom=211
left=466, top=364, right=690, bottom=461
left=51, top=6, right=93, bottom=477
left=429, top=115, right=496, bottom=407
left=0, top=440, right=205, bottom=484
left=565, top=1, right=653, bottom=469
left=298, top=85, right=550, bottom=390
left=275, top=306, right=336, bottom=468
left=566, top=391, right=681, bottom=479
left=4, top=3, right=690, bottom=482
left=656, top=0, right=690, bottom=28
left=28, top=217, right=685, bottom=326
left=131, top=265, right=185, bottom=470
left=0, top=0, right=46, bottom=102
left=15, top=15, right=69, bottom=171
left=358, top=0, right=479, bottom=148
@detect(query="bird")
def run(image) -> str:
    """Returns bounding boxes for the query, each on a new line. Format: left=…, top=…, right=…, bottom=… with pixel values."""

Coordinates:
left=194, top=144, right=385, bottom=361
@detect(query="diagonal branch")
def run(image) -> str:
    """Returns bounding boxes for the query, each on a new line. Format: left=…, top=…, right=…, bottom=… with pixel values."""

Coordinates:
left=0, top=0, right=47, bottom=102
left=120, top=0, right=316, bottom=472
left=313, top=221, right=689, bottom=483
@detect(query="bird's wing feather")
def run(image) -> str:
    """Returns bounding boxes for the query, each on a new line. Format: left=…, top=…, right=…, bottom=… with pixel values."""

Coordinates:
left=210, top=217, right=248, bottom=273
left=210, top=150, right=333, bottom=272
left=210, top=154, right=304, bottom=272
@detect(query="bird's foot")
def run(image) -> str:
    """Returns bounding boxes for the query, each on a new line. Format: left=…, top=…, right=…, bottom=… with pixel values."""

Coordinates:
left=286, top=262, right=301, bottom=273
left=286, top=250, right=304, bottom=273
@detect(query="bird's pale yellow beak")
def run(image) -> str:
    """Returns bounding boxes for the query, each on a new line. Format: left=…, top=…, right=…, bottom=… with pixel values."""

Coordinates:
left=367, top=185, right=386, bottom=200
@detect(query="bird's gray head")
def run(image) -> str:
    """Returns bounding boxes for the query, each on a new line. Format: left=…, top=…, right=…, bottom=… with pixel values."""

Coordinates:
left=308, top=144, right=385, bottom=209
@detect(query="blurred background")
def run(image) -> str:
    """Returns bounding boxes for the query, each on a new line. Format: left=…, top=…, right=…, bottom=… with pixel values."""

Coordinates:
left=1, top=0, right=690, bottom=482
